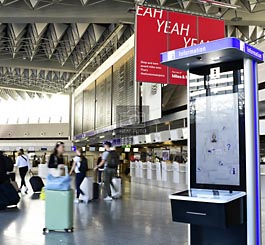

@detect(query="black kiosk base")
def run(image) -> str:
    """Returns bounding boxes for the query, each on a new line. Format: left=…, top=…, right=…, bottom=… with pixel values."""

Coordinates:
left=170, top=190, right=246, bottom=245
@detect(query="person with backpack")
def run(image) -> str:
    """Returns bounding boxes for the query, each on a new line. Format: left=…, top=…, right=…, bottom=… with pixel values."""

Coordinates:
left=94, top=142, right=119, bottom=201
left=15, top=149, right=31, bottom=194
left=70, top=147, right=88, bottom=204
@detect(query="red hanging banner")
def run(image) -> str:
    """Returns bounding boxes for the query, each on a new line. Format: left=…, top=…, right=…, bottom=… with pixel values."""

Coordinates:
left=136, top=6, right=225, bottom=85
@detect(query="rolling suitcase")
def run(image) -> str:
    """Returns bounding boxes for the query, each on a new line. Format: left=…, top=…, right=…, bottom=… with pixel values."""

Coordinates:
left=79, top=177, right=93, bottom=203
left=43, top=189, right=74, bottom=233
left=30, top=175, right=44, bottom=193
left=0, top=182, right=20, bottom=208
left=93, top=183, right=99, bottom=200
left=111, top=177, right=122, bottom=198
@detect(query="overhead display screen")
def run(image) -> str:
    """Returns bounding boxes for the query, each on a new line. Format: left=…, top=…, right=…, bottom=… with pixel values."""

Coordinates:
left=195, top=93, right=240, bottom=186
left=83, top=82, right=95, bottom=132
left=74, top=92, right=83, bottom=136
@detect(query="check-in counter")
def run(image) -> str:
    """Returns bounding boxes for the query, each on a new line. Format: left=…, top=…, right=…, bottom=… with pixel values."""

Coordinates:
left=179, top=163, right=187, bottom=188
left=147, top=161, right=152, bottom=180
left=173, top=162, right=180, bottom=184
left=151, top=163, right=156, bottom=184
left=139, top=161, right=143, bottom=179
left=130, top=161, right=188, bottom=189
left=135, top=161, right=141, bottom=178
left=130, top=161, right=136, bottom=178
left=141, top=162, right=147, bottom=184
left=156, top=162, right=162, bottom=182
left=161, top=161, right=173, bottom=188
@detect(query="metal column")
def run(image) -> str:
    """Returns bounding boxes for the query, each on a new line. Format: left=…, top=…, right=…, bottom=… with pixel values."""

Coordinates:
left=244, top=58, right=261, bottom=245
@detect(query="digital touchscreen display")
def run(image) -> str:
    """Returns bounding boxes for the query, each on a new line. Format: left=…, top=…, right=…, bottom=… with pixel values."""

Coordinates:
left=195, top=93, right=240, bottom=186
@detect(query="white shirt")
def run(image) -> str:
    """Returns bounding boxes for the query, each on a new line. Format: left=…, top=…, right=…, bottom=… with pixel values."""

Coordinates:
left=15, top=155, right=31, bottom=169
left=73, top=156, right=81, bottom=174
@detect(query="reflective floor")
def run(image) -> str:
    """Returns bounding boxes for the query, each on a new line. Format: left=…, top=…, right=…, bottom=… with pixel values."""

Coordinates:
left=2, top=176, right=265, bottom=245
left=0, top=176, right=188, bottom=245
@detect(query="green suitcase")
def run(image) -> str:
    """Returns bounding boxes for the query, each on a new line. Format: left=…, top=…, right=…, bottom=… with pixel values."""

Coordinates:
left=43, top=189, right=74, bottom=233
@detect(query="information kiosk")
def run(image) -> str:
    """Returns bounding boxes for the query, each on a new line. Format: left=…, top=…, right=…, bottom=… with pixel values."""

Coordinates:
left=160, top=38, right=264, bottom=245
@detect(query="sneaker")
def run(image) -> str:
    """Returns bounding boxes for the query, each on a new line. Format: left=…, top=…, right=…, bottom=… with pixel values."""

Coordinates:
left=74, top=199, right=80, bottom=204
left=104, top=196, right=113, bottom=201
left=112, top=192, right=120, bottom=198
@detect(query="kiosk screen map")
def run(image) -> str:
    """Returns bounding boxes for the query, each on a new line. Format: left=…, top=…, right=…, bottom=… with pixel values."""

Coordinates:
left=196, top=93, right=240, bottom=186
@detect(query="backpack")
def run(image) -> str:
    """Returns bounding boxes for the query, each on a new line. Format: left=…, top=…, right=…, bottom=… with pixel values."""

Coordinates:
left=79, top=157, right=88, bottom=173
left=106, top=151, right=119, bottom=169
left=5, top=156, right=14, bottom=172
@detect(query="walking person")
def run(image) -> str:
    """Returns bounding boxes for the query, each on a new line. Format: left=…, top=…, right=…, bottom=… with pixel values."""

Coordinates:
left=15, top=149, right=31, bottom=194
left=70, top=148, right=88, bottom=204
left=96, top=153, right=103, bottom=184
left=48, top=142, right=65, bottom=169
left=94, top=142, right=119, bottom=201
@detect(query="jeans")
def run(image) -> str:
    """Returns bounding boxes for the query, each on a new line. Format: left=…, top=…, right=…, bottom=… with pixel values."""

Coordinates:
left=98, top=169, right=104, bottom=183
left=19, top=166, right=28, bottom=188
left=104, top=168, right=117, bottom=197
left=75, top=172, right=85, bottom=199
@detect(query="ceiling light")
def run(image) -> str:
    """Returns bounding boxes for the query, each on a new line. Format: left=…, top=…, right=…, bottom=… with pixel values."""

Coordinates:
left=231, top=10, right=243, bottom=22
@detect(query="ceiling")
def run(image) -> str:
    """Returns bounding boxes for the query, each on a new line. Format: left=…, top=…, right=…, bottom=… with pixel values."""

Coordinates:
left=0, top=0, right=264, bottom=98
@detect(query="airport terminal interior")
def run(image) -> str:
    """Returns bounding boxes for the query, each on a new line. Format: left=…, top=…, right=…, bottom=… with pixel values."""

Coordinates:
left=1, top=0, right=265, bottom=245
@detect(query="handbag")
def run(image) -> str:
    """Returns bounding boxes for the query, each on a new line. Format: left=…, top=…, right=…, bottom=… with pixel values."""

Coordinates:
left=46, top=166, right=71, bottom=191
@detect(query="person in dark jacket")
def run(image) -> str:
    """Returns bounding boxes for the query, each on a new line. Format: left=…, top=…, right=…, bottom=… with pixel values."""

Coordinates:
left=0, top=151, right=8, bottom=184
left=48, top=141, right=65, bottom=168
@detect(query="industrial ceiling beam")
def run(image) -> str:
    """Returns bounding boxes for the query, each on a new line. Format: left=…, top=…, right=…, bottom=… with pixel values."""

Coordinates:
left=0, top=1, right=134, bottom=23
left=0, top=54, right=81, bottom=73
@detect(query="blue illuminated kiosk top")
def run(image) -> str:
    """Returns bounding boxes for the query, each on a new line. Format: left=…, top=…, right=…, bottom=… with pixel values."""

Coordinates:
left=161, top=38, right=264, bottom=245
left=161, top=37, right=263, bottom=71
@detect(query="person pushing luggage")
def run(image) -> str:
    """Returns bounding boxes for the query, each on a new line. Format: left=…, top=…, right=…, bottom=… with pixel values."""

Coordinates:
left=70, top=147, right=88, bottom=204
left=94, top=142, right=119, bottom=201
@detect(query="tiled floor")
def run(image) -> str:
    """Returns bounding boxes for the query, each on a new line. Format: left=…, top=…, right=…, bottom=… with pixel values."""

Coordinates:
left=1, top=176, right=265, bottom=245
left=0, top=176, right=188, bottom=245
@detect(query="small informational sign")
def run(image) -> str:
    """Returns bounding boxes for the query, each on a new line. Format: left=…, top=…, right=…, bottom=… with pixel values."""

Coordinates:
left=210, top=67, right=221, bottom=79
left=71, top=146, right=77, bottom=152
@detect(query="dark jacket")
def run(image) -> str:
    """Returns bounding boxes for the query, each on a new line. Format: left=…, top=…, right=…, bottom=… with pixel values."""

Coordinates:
left=0, top=154, right=8, bottom=184
left=48, top=154, right=64, bottom=169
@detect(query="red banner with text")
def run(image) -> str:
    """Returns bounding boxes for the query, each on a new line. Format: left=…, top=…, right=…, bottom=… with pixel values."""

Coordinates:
left=136, top=6, right=225, bottom=85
